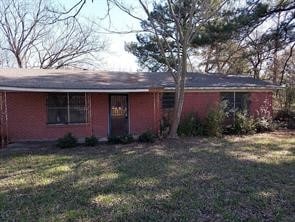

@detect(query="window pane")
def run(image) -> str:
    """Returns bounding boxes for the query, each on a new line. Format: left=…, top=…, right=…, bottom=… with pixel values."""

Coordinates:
left=47, top=93, right=67, bottom=107
left=48, top=108, right=68, bottom=124
left=69, top=93, right=85, bottom=107
left=69, top=108, right=87, bottom=123
left=47, top=93, right=87, bottom=124
left=69, top=93, right=87, bottom=123
left=162, top=92, right=175, bottom=109
left=221, top=92, right=234, bottom=113
left=47, top=93, right=68, bottom=124
left=235, top=93, right=249, bottom=112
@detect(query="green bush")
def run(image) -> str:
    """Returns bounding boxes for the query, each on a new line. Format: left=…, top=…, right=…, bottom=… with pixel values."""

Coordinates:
left=108, top=135, right=120, bottom=144
left=255, top=116, right=274, bottom=132
left=288, top=116, right=295, bottom=129
left=119, top=134, right=134, bottom=144
left=57, top=133, right=78, bottom=148
left=234, top=112, right=256, bottom=135
left=204, top=103, right=226, bottom=137
left=85, top=135, right=99, bottom=146
left=138, top=131, right=156, bottom=143
left=108, top=134, right=134, bottom=144
left=275, top=110, right=295, bottom=129
left=177, top=112, right=204, bottom=136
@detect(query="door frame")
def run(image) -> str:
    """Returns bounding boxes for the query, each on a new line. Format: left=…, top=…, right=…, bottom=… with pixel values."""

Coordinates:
left=108, top=94, right=129, bottom=136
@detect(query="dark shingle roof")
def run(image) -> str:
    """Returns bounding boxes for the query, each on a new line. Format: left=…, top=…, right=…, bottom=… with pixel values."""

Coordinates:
left=0, top=68, right=278, bottom=92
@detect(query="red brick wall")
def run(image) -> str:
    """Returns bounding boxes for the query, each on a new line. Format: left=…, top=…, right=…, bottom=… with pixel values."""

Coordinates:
left=129, top=92, right=161, bottom=134
left=91, top=93, right=109, bottom=137
left=6, top=92, right=160, bottom=141
left=250, top=92, right=273, bottom=117
left=162, top=91, right=273, bottom=120
left=5, top=91, right=272, bottom=141
left=6, top=92, right=109, bottom=141
left=182, top=91, right=272, bottom=119
left=182, top=92, right=220, bottom=119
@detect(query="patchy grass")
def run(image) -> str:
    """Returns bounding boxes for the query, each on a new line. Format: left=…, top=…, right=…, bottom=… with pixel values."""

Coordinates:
left=0, top=131, right=294, bottom=221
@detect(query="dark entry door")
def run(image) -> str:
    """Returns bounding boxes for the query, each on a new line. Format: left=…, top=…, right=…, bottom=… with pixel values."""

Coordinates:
left=110, top=95, right=128, bottom=136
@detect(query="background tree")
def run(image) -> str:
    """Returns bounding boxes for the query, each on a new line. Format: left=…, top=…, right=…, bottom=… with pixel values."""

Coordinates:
left=199, top=40, right=249, bottom=74
left=35, top=19, right=104, bottom=69
left=198, top=0, right=294, bottom=84
left=0, top=0, right=104, bottom=69
left=0, top=0, right=49, bottom=68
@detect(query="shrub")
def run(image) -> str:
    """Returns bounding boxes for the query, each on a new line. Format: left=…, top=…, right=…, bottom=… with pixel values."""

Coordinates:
left=138, top=131, right=156, bottom=143
left=177, top=112, right=204, bottom=136
left=234, top=112, right=256, bottom=135
left=108, top=134, right=134, bottom=144
left=275, top=110, right=295, bottom=129
left=57, top=133, right=78, bottom=148
left=288, top=116, right=295, bottom=129
left=204, top=103, right=226, bottom=137
left=255, top=116, right=274, bottom=132
left=120, top=134, right=134, bottom=144
left=85, top=135, right=99, bottom=146
left=108, top=135, right=120, bottom=144
left=254, top=98, right=275, bottom=132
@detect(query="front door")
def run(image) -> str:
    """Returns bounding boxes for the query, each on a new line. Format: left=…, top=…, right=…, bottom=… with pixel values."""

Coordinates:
left=110, top=95, right=128, bottom=136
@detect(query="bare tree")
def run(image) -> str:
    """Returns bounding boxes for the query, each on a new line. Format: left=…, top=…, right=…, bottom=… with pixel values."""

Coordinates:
left=0, top=0, right=104, bottom=69
left=279, top=43, right=295, bottom=85
left=244, top=33, right=273, bottom=80
left=0, top=0, right=49, bottom=68
left=200, top=41, right=250, bottom=75
left=35, top=19, right=104, bottom=69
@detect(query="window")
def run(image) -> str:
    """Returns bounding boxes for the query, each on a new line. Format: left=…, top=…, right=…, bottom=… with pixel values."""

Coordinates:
left=162, top=92, right=175, bottom=109
left=221, top=92, right=249, bottom=115
left=47, top=93, right=87, bottom=124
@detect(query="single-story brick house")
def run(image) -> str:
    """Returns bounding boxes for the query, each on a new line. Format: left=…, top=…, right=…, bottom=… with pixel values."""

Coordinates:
left=0, top=68, right=278, bottom=143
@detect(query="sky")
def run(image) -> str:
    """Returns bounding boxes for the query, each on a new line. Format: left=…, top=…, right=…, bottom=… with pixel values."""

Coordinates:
left=57, top=0, right=143, bottom=71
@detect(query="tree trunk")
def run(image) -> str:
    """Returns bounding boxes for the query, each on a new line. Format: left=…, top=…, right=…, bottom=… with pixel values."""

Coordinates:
left=253, top=66, right=259, bottom=79
left=168, top=44, right=187, bottom=138
left=15, top=54, right=23, bottom=68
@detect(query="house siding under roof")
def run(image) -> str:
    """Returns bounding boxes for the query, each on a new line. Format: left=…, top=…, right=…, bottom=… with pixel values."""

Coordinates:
left=0, top=69, right=275, bottom=143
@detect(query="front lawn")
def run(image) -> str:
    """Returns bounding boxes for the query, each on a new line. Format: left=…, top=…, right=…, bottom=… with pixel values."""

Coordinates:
left=0, top=131, right=294, bottom=221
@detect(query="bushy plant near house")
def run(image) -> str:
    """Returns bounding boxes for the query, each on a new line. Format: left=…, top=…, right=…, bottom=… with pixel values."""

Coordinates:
left=85, top=135, right=99, bottom=146
left=138, top=131, right=156, bottom=143
left=108, top=135, right=121, bottom=144
left=255, top=116, right=274, bottom=132
left=108, top=134, right=134, bottom=144
left=119, top=134, right=134, bottom=144
left=275, top=87, right=295, bottom=112
left=234, top=111, right=256, bottom=135
left=204, top=103, right=226, bottom=137
left=255, top=98, right=274, bottom=132
left=287, top=116, right=295, bottom=129
left=57, top=133, right=78, bottom=148
left=177, top=112, right=204, bottom=136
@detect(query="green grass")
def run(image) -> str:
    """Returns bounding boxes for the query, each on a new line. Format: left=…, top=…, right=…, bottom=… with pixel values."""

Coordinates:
left=0, top=131, right=294, bottom=221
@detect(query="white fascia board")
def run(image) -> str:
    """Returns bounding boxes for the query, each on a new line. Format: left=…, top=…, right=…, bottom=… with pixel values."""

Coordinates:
left=0, top=86, right=150, bottom=93
left=164, top=86, right=280, bottom=92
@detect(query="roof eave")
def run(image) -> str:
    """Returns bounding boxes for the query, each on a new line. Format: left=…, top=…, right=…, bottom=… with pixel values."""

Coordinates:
left=164, top=86, right=282, bottom=91
left=0, top=86, right=150, bottom=93
left=0, top=85, right=283, bottom=93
